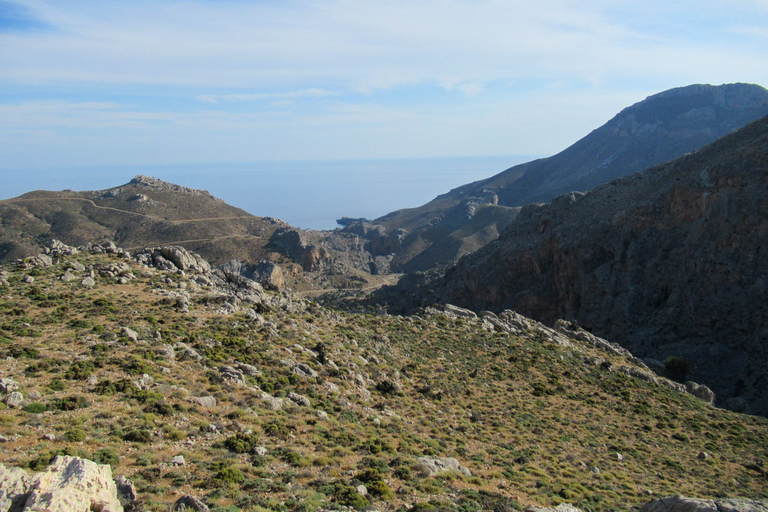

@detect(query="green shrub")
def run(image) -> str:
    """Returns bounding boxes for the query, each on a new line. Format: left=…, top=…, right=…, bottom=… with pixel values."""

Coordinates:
left=94, top=448, right=119, bottom=467
left=213, top=466, right=245, bottom=485
left=51, top=395, right=90, bottom=411
left=23, top=402, right=48, bottom=414
left=64, top=361, right=95, bottom=380
left=63, top=427, right=86, bottom=442
left=123, top=429, right=151, bottom=443
left=224, top=432, right=259, bottom=454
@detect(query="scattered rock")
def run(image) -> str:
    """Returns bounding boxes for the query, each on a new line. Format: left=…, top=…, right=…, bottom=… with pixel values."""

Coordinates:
left=113, top=475, right=137, bottom=506
left=170, top=455, right=185, bottom=466
left=0, top=378, right=20, bottom=394
left=173, top=495, right=210, bottom=512
left=287, top=392, right=311, bottom=407
left=81, top=276, right=95, bottom=289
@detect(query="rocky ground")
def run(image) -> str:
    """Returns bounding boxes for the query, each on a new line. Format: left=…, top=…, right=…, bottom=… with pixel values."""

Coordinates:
left=0, top=241, right=766, bottom=510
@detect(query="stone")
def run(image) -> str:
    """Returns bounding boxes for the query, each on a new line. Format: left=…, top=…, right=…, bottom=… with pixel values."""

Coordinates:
left=287, top=392, right=311, bottom=407
left=22, top=456, right=124, bottom=512
left=113, top=475, right=137, bottom=506
left=234, top=362, right=261, bottom=377
left=5, top=392, right=24, bottom=408
left=187, top=396, right=217, bottom=408
left=640, top=496, right=768, bottom=512
left=415, top=457, right=471, bottom=478
left=685, top=381, right=716, bottom=404
left=218, top=366, right=246, bottom=387
left=81, top=276, right=95, bottom=289
left=42, top=434, right=56, bottom=441
left=0, top=462, right=32, bottom=511
left=252, top=446, right=268, bottom=456
left=121, top=327, right=139, bottom=343
left=171, top=455, right=185, bottom=466
left=61, top=269, right=78, bottom=282
left=173, top=495, right=210, bottom=511
left=357, top=484, right=368, bottom=496
left=0, top=378, right=20, bottom=394
left=293, top=363, right=318, bottom=379
left=526, top=505, right=585, bottom=512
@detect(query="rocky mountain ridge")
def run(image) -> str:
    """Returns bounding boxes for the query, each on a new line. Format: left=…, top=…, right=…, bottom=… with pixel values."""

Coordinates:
left=397, top=113, right=768, bottom=415
left=343, top=83, right=768, bottom=272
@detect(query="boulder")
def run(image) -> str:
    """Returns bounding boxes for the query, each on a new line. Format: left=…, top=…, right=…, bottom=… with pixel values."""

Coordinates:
left=173, top=495, right=210, bottom=511
left=187, top=396, right=217, bottom=408
left=685, top=381, right=716, bottom=404
left=527, top=505, right=585, bottom=512
left=415, top=457, right=471, bottom=478
left=0, top=462, right=32, bottom=511
left=22, top=456, right=124, bottom=512
left=641, top=496, right=768, bottom=512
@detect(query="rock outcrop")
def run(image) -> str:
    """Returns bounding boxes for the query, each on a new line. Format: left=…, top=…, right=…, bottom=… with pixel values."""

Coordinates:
left=641, top=495, right=768, bottom=512
left=0, top=456, right=125, bottom=512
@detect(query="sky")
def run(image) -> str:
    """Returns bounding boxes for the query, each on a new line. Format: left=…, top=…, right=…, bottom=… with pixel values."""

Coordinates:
left=1, top=0, right=768, bottom=172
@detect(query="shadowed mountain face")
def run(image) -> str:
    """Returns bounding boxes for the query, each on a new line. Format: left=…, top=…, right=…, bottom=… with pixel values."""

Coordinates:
left=367, top=83, right=768, bottom=272
left=413, top=114, right=768, bottom=415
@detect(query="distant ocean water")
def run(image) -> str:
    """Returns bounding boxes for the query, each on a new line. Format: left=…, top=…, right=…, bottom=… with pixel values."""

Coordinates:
left=3, top=156, right=536, bottom=230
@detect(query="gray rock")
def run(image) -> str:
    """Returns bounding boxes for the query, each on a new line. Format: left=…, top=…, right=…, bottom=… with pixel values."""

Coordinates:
left=121, top=327, right=139, bottom=343
left=415, top=457, right=471, bottom=478
left=170, top=455, right=185, bottom=466
left=293, top=363, right=318, bottom=379
left=173, top=495, right=210, bottom=512
left=0, top=378, right=20, bottom=394
left=252, top=446, right=268, bottom=456
left=114, top=475, right=137, bottom=506
left=61, top=269, right=78, bottom=282
left=187, top=396, right=217, bottom=408
left=4, top=392, right=24, bottom=408
left=234, top=362, right=261, bottom=377
left=640, top=496, right=768, bottom=512
left=527, top=505, right=585, bottom=512
left=685, top=381, right=716, bottom=404
left=81, top=276, right=95, bottom=288
left=287, top=392, right=311, bottom=407
left=218, top=366, right=246, bottom=387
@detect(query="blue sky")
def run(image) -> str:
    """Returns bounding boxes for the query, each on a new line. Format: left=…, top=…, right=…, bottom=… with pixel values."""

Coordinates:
left=1, top=0, right=768, bottom=171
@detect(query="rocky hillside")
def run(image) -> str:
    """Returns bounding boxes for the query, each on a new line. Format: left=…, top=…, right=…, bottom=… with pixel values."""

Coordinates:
left=350, top=83, right=768, bottom=272
left=0, top=176, right=396, bottom=294
left=0, top=243, right=767, bottom=510
left=403, top=113, right=768, bottom=416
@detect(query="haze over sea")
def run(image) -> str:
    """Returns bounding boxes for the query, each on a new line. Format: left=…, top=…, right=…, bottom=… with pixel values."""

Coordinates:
left=3, top=155, right=533, bottom=231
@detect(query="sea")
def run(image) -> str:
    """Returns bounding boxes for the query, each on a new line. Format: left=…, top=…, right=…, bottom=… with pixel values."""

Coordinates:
left=2, top=155, right=536, bottom=230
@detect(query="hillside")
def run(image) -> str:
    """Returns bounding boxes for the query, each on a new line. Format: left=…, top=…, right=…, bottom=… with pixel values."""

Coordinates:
left=402, top=113, right=768, bottom=416
left=352, top=83, right=768, bottom=272
left=0, top=243, right=767, bottom=511
left=0, top=175, right=395, bottom=294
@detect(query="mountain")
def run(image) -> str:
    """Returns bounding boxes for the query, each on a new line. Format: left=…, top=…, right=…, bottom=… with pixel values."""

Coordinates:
left=1, top=242, right=767, bottom=510
left=354, top=83, right=768, bottom=272
left=402, top=113, right=768, bottom=415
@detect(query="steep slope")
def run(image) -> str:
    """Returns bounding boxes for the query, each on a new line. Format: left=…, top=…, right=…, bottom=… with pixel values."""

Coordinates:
left=417, top=114, right=768, bottom=415
left=365, top=83, right=768, bottom=272
left=1, top=244, right=767, bottom=510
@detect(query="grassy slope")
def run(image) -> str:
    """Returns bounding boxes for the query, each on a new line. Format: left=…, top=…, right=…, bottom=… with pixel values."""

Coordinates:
left=0, top=251, right=766, bottom=511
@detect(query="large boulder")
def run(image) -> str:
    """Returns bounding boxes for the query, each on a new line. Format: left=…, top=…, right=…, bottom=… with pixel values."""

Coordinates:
left=8, top=456, right=124, bottom=512
left=415, top=457, right=471, bottom=478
